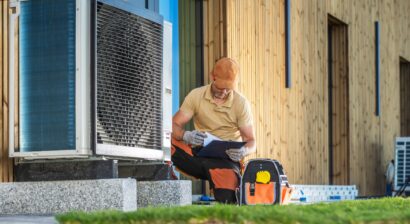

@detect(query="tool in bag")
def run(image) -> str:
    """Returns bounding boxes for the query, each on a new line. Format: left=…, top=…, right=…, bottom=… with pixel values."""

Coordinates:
left=239, top=159, right=293, bottom=205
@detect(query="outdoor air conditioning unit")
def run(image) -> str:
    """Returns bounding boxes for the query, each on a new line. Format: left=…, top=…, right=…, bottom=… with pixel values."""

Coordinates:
left=394, top=137, right=410, bottom=193
left=8, top=0, right=172, bottom=161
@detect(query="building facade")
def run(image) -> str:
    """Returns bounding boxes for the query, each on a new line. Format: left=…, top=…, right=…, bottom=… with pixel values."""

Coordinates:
left=1, top=0, right=410, bottom=196
left=198, top=0, right=410, bottom=195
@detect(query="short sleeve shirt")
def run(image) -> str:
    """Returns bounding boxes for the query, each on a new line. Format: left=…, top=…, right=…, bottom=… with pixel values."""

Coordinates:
left=180, top=84, right=253, bottom=141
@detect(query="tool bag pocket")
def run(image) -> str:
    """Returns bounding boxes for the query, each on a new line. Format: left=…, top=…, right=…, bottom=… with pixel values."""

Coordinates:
left=240, top=159, right=291, bottom=205
left=245, top=182, right=276, bottom=205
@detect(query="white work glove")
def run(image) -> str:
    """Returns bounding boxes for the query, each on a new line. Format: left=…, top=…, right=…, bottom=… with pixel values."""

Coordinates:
left=226, top=146, right=247, bottom=162
left=183, top=130, right=206, bottom=146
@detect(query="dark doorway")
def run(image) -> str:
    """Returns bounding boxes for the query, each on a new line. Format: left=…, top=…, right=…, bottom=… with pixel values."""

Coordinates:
left=328, top=15, right=350, bottom=185
left=400, top=57, right=410, bottom=136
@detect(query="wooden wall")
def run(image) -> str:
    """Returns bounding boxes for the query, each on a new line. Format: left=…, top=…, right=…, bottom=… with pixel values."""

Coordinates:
left=204, top=0, right=410, bottom=195
left=0, top=0, right=14, bottom=182
left=203, top=0, right=226, bottom=85
left=179, top=0, right=204, bottom=102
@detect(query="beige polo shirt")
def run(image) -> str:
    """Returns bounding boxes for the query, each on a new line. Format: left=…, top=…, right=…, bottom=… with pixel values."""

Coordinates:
left=180, top=84, right=253, bottom=141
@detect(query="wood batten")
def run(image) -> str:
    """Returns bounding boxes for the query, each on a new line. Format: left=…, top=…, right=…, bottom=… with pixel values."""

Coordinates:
left=203, top=0, right=227, bottom=85
left=1, top=0, right=14, bottom=182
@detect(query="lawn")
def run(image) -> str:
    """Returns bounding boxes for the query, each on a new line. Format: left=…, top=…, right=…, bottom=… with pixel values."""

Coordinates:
left=57, top=197, right=410, bottom=224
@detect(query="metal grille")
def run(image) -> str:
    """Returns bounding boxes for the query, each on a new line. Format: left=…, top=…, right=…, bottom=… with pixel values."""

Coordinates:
left=96, top=2, right=163, bottom=150
left=396, top=140, right=410, bottom=188
left=20, top=0, right=76, bottom=152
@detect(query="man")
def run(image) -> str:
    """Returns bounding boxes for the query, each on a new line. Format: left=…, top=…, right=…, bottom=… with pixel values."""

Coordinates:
left=171, top=57, right=256, bottom=203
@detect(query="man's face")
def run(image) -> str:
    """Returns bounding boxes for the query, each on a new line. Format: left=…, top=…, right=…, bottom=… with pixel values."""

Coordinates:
left=211, top=83, right=232, bottom=100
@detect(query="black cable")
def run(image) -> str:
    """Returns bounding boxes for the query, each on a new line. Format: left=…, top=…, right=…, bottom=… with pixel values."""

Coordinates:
left=396, top=177, right=410, bottom=197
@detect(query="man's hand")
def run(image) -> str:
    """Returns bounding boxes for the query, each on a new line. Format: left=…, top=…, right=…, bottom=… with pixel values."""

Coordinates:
left=183, top=130, right=207, bottom=146
left=226, top=146, right=247, bottom=162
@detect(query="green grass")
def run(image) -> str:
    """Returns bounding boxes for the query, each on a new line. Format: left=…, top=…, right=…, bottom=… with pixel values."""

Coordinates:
left=57, top=197, right=410, bottom=224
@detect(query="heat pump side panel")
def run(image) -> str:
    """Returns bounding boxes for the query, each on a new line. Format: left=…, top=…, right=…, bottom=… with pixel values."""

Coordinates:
left=162, top=21, right=172, bottom=161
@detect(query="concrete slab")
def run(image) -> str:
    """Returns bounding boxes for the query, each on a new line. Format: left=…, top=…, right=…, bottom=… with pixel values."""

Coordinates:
left=137, top=180, right=192, bottom=207
left=0, top=216, right=57, bottom=224
left=0, top=178, right=137, bottom=215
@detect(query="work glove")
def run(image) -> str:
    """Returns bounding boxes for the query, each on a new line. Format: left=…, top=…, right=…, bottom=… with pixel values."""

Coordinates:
left=183, top=130, right=206, bottom=146
left=226, top=146, right=247, bottom=162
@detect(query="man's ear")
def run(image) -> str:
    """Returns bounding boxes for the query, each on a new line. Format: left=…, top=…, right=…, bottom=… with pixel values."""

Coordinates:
left=210, top=71, right=215, bottom=82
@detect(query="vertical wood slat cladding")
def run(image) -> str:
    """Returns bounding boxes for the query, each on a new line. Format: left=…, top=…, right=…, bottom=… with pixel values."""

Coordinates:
left=202, top=0, right=226, bottom=85
left=204, top=0, right=410, bottom=195
left=179, top=0, right=205, bottom=132
left=0, top=0, right=14, bottom=183
left=0, top=0, right=4, bottom=182
left=179, top=0, right=197, bottom=103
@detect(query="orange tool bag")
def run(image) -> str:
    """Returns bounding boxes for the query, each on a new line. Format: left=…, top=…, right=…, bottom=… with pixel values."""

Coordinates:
left=239, top=159, right=292, bottom=205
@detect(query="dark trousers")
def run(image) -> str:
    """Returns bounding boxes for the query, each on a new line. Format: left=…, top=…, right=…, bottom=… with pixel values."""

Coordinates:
left=171, top=138, right=241, bottom=203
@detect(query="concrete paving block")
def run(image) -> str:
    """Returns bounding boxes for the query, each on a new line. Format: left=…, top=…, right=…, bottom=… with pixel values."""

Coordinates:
left=137, top=180, right=192, bottom=208
left=0, top=178, right=137, bottom=215
left=0, top=216, right=57, bottom=224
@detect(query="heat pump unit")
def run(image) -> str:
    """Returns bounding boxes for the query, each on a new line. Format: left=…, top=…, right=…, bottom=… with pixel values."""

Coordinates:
left=8, top=0, right=172, bottom=161
left=394, top=137, right=410, bottom=192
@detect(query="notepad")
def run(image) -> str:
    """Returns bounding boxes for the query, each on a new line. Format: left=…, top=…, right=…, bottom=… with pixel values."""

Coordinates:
left=203, top=132, right=222, bottom=147
left=197, top=140, right=246, bottom=159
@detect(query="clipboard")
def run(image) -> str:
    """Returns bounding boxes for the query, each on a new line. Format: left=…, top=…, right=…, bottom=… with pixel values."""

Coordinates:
left=197, top=140, right=246, bottom=159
